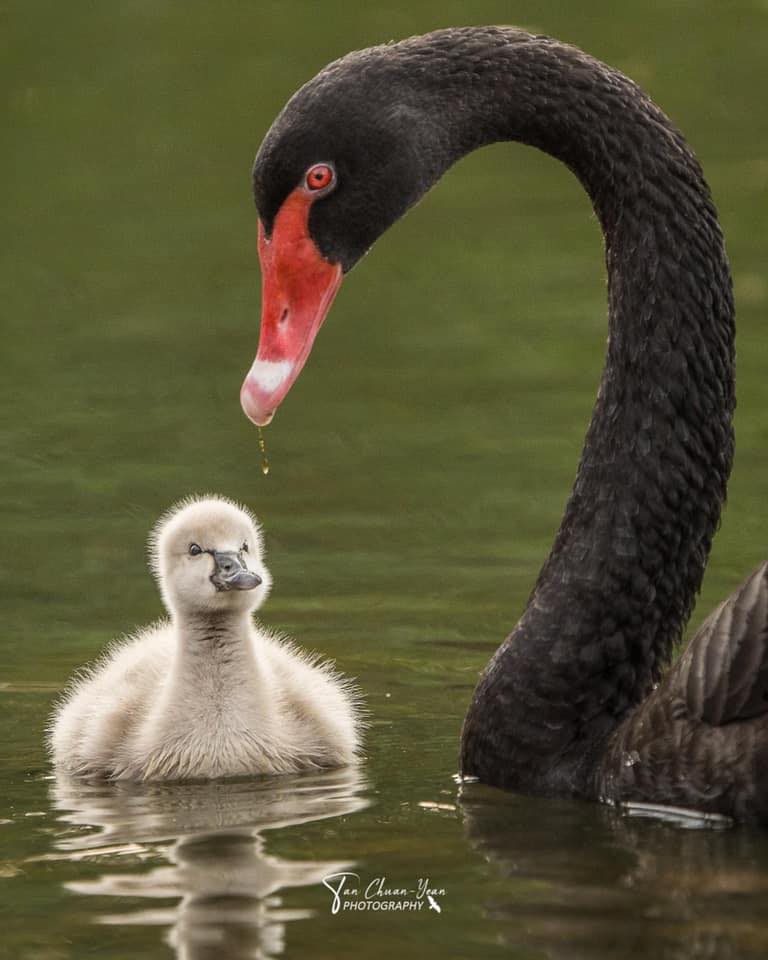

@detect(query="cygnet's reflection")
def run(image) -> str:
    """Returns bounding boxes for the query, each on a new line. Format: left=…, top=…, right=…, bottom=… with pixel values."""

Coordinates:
left=48, top=767, right=368, bottom=959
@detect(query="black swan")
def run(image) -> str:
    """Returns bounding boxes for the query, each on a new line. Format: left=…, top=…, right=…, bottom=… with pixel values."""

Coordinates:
left=240, top=27, right=768, bottom=822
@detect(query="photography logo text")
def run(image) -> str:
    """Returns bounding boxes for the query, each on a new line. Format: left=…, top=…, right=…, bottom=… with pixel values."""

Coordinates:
left=322, top=872, right=445, bottom=914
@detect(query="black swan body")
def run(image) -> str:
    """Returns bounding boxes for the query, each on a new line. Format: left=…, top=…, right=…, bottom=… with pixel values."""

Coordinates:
left=241, top=27, right=768, bottom=822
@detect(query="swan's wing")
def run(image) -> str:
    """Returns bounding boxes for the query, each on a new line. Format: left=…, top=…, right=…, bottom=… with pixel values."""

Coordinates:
left=677, top=561, right=768, bottom=725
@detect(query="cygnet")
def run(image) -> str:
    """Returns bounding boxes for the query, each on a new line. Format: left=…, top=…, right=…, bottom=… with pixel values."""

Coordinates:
left=48, top=496, right=361, bottom=780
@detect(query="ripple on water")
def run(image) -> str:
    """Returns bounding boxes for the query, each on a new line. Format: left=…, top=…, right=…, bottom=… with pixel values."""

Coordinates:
left=35, top=768, right=370, bottom=959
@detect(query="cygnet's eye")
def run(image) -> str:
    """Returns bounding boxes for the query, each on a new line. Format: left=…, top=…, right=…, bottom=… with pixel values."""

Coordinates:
left=189, top=543, right=203, bottom=556
left=242, top=541, right=249, bottom=553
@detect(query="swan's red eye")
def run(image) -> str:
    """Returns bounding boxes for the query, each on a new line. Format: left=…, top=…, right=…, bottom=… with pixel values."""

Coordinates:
left=305, top=164, right=335, bottom=192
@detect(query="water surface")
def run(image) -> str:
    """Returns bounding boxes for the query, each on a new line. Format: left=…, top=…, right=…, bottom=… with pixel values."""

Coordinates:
left=2, top=1, right=768, bottom=957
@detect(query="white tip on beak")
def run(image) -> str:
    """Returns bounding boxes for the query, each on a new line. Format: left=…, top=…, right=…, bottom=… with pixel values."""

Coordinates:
left=247, top=358, right=294, bottom=393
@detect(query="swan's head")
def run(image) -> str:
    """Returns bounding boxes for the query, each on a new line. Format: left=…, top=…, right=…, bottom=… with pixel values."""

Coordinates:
left=150, top=496, right=272, bottom=617
left=242, top=32, right=460, bottom=426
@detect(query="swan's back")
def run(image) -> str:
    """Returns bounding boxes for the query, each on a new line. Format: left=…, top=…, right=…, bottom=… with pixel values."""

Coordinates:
left=599, top=564, right=768, bottom=821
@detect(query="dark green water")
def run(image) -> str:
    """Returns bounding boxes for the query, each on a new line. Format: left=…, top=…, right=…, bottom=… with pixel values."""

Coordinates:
left=2, top=2, right=768, bottom=957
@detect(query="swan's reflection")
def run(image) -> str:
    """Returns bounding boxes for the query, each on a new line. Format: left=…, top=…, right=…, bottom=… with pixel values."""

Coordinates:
left=47, top=768, right=368, bottom=959
left=459, top=783, right=768, bottom=960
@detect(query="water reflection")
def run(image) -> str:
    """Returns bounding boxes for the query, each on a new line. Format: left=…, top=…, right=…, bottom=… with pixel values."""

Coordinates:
left=460, top=784, right=768, bottom=960
left=46, top=768, right=368, bottom=958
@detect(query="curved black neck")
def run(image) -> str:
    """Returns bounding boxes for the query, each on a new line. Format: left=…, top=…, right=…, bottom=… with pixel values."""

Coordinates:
left=407, top=29, right=738, bottom=786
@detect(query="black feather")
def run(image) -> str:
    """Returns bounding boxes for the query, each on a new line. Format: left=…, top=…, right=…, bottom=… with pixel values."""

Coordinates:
left=253, top=27, right=768, bottom=822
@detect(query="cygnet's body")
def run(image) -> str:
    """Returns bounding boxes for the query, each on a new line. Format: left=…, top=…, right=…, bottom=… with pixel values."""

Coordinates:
left=48, top=496, right=361, bottom=781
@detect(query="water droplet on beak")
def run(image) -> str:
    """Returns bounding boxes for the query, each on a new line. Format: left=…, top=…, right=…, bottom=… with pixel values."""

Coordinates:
left=257, top=427, right=270, bottom=476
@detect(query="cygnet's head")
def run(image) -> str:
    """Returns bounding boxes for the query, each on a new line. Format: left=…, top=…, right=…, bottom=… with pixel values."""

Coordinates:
left=149, top=496, right=272, bottom=616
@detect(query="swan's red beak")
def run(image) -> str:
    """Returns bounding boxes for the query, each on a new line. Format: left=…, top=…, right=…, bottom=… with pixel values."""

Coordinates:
left=240, top=190, right=343, bottom=426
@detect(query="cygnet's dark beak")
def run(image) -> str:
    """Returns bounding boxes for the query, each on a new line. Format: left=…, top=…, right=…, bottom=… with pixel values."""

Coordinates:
left=210, top=551, right=262, bottom=592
